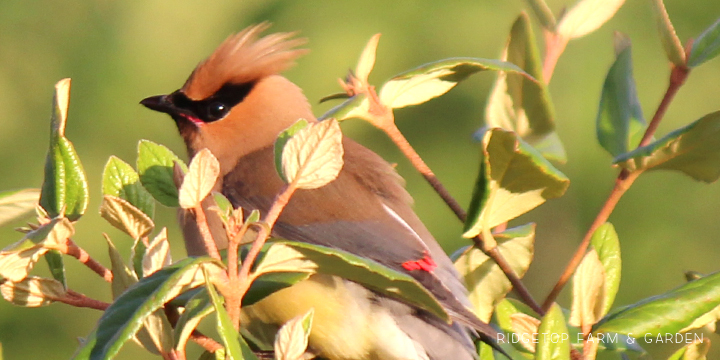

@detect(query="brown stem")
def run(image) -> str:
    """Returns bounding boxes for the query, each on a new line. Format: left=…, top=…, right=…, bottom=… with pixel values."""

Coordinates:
left=192, top=204, right=222, bottom=260
left=58, top=290, right=110, bottom=311
left=64, top=239, right=113, bottom=282
left=189, top=331, right=223, bottom=353
left=542, top=64, right=690, bottom=310
left=542, top=31, right=568, bottom=82
left=236, top=185, right=297, bottom=296
left=382, top=122, right=468, bottom=221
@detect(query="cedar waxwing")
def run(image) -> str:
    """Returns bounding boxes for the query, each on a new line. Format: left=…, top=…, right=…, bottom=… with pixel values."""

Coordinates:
left=141, top=23, right=501, bottom=360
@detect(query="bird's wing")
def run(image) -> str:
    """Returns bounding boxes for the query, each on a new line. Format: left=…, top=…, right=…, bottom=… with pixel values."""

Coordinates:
left=222, top=138, right=497, bottom=340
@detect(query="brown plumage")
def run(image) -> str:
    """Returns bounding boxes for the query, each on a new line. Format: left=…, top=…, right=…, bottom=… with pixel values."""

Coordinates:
left=141, top=24, right=501, bottom=360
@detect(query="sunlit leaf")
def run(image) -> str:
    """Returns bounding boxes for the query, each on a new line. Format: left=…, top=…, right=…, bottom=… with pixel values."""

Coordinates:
left=102, top=156, right=155, bottom=218
left=72, top=257, right=223, bottom=360
left=614, top=111, right=720, bottom=182
left=100, top=195, right=154, bottom=240
left=688, top=17, right=720, bottom=67
left=594, top=271, right=720, bottom=336
left=39, top=79, right=89, bottom=221
left=274, top=119, right=309, bottom=180
left=557, top=0, right=626, bottom=39
left=379, top=58, right=533, bottom=109
left=142, top=228, right=171, bottom=277
left=569, top=249, right=605, bottom=328
left=591, top=223, right=621, bottom=317
left=0, top=189, right=40, bottom=227
left=0, top=217, right=73, bottom=282
left=667, top=338, right=711, bottom=360
left=253, top=241, right=448, bottom=321
left=535, top=304, right=570, bottom=360
left=204, top=270, right=258, bottom=360
left=105, top=234, right=137, bottom=300
left=510, top=313, right=541, bottom=352
left=463, top=129, right=569, bottom=238
left=319, top=94, right=370, bottom=122
left=137, top=140, right=187, bottom=208
left=179, top=149, right=220, bottom=209
left=650, top=0, right=686, bottom=66
left=174, top=289, right=214, bottom=351
left=280, top=119, right=344, bottom=189
left=596, top=34, right=647, bottom=157
left=454, top=224, right=535, bottom=322
left=355, top=34, right=381, bottom=83
left=274, top=309, right=313, bottom=360
left=0, top=276, right=65, bottom=307
left=485, top=13, right=563, bottom=162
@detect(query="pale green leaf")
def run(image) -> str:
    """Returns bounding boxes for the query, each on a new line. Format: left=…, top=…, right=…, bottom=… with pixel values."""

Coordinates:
left=0, top=217, right=73, bottom=282
left=100, top=195, right=154, bottom=240
left=650, top=0, right=686, bottom=66
left=667, top=339, right=710, bottom=360
left=524, top=0, right=557, bottom=30
left=596, top=35, right=647, bottom=157
left=274, top=309, right=314, bottom=360
left=179, top=149, right=220, bottom=209
left=688, top=17, right=720, bottom=67
left=137, top=140, right=187, bottom=207
left=454, top=224, right=535, bottom=322
left=536, top=304, right=570, bottom=360
left=173, top=289, right=214, bottom=351
left=0, top=189, right=40, bottom=227
left=614, top=111, right=720, bottom=182
left=0, top=276, right=66, bottom=307
left=355, top=34, right=381, bottom=83
left=463, top=129, right=569, bottom=238
left=274, top=119, right=309, bottom=181
left=105, top=234, right=138, bottom=300
left=281, top=119, right=344, bottom=189
left=557, top=0, right=626, bottom=39
left=102, top=156, right=155, bottom=218
left=380, top=58, right=533, bottom=109
left=485, top=13, right=562, bottom=162
left=569, top=249, right=605, bottom=328
left=590, top=223, right=621, bottom=317
left=142, top=228, right=171, bottom=277
left=319, top=94, right=370, bottom=122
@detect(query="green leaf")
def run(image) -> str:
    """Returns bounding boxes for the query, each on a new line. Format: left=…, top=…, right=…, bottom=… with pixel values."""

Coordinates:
left=179, top=149, right=220, bottom=209
left=596, top=35, right=647, bottom=157
left=535, top=304, right=570, bottom=360
left=0, top=189, right=40, bottom=227
left=650, top=0, right=686, bottom=66
left=137, top=140, right=187, bottom=208
left=253, top=241, right=449, bottom=322
left=556, top=0, right=626, bottom=39
left=274, top=119, right=309, bottom=181
left=454, top=224, right=535, bottom=322
left=613, top=111, right=720, bottom=182
left=274, top=309, right=313, bottom=360
left=72, top=257, right=222, bottom=360
left=319, top=94, right=370, bottom=121
left=688, top=17, right=720, bottom=67
left=379, top=57, right=534, bottom=109
left=463, top=129, right=570, bottom=238
left=523, top=0, right=557, bottom=30
left=39, top=79, right=88, bottom=221
left=279, top=119, right=344, bottom=189
left=591, top=223, right=621, bottom=317
left=667, top=339, right=711, bottom=360
left=485, top=13, right=564, bottom=162
left=0, top=276, right=66, bottom=307
left=100, top=195, right=154, bottom=240
left=173, top=288, right=213, bottom=351
left=105, top=234, right=137, bottom=299
left=44, top=250, right=66, bottom=289
left=204, top=270, right=258, bottom=360
left=569, top=249, right=605, bottom=328
left=243, top=272, right=311, bottom=307
left=102, top=156, right=155, bottom=218
left=594, top=271, right=720, bottom=336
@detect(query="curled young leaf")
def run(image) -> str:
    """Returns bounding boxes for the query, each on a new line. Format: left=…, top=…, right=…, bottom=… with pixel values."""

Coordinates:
left=142, top=228, right=172, bottom=277
left=509, top=313, right=541, bottom=352
left=688, top=17, right=720, bottom=67
left=355, top=34, right=381, bottom=84
left=100, top=195, right=154, bottom=240
left=0, top=189, right=40, bottom=227
left=0, top=217, right=73, bottom=282
left=179, top=148, right=220, bottom=209
left=280, top=119, right=344, bottom=189
left=569, top=249, right=605, bottom=329
left=650, top=0, right=686, bottom=66
left=274, top=309, right=314, bottom=360
left=0, top=276, right=66, bottom=307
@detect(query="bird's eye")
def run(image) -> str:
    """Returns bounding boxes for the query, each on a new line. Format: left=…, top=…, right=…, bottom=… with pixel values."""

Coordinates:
left=206, top=102, right=229, bottom=122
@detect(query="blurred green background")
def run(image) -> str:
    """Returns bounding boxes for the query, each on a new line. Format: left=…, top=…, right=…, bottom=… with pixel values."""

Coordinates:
left=1, top=1, right=719, bottom=359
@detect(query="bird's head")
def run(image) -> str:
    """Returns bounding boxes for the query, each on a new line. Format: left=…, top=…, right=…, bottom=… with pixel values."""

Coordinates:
left=141, top=23, right=313, bottom=172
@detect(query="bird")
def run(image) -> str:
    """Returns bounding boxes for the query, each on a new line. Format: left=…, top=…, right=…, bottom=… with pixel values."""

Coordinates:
left=141, top=23, right=502, bottom=360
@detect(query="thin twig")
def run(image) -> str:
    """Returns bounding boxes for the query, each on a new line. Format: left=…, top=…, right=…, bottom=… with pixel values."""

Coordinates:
left=542, top=64, right=690, bottom=310
left=58, top=290, right=110, bottom=311
left=64, top=239, right=113, bottom=282
left=192, top=204, right=222, bottom=260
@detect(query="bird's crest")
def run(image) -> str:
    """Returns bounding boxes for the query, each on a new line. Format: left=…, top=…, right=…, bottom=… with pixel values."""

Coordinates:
left=182, top=22, right=308, bottom=100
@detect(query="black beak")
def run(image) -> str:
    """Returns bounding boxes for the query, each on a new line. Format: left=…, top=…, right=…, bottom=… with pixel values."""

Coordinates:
left=140, top=94, right=174, bottom=114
